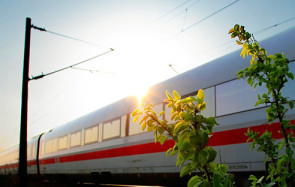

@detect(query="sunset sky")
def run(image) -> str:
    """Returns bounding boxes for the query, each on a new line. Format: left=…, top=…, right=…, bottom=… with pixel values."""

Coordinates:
left=0, top=0, right=295, bottom=151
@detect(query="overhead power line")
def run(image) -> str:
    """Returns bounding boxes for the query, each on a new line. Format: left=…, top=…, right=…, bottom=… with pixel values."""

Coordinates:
left=31, top=25, right=112, bottom=50
left=198, top=18, right=295, bottom=64
left=169, top=64, right=179, bottom=75
left=155, top=0, right=193, bottom=22
left=133, top=0, right=194, bottom=37
left=71, top=67, right=116, bottom=75
left=182, top=0, right=240, bottom=32
left=254, top=16, right=295, bottom=34
left=209, top=17, right=295, bottom=52
left=166, top=0, right=202, bottom=23
left=30, top=49, right=114, bottom=80
left=165, top=0, right=240, bottom=41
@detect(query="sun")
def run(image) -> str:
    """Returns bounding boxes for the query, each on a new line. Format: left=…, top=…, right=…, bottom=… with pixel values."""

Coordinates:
left=131, top=86, right=149, bottom=105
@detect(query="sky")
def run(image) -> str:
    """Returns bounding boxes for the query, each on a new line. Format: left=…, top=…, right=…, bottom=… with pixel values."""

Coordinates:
left=0, top=0, right=295, bottom=152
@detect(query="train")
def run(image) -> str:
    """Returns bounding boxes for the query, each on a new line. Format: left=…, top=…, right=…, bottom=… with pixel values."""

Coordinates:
left=0, top=27, right=295, bottom=186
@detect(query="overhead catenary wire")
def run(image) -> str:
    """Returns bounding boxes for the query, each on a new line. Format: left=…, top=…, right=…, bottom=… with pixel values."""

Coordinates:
left=206, top=17, right=295, bottom=54
left=45, top=30, right=112, bottom=49
left=182, top=0, right=240, bottom=32
left=30, top=24, right=115, bottom=80
left=164, top=0, right=240, bottom=41
left=30, top=49, right=114, bottom=80
left=31, top=25, right=112, bottom=50
left=169, top=64, right=179, bottom=75
left=254, top=16, right=295, bottom=34
left=71, top=67, right=116, bottom=75
left=166, top=0, right=202, bottom=23
left=155, top=0, right=193, bottom=22
left=129, top=0, right=194, bottom=40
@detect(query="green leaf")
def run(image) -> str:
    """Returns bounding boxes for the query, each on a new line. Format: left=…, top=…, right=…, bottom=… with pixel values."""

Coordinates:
left=166, top=148, right=173, bottom=157
left=219, top=163, right=228, bottom=173
left=231, top=33, right=236, bottom=38
left=228, top=28, right=234, bottom=34
left=199, top=102, right=206, bottom=111
left=202, top=132, right=209, bottom=148
left=288, top=72, right=294, bottom=80
left=256, top=176, right=264, bottom=184
left=158, top=135, right=167, bottom=145
left=174, top=122, right=188, bottom=134
left=188, top=175, right=203, bottom=187
left=189, top=132, right=208, bottom=149
left=133, top=115, right=139, bottom=123
left=139, top=115, right=147, bottom=125
left=207, top=149, right=217, bottom=162
left=236, top=40, right=243, bottom=45
left=234, top=24, right=239, bottom=31
left=206, top=117, right=218, bottom=126
left=176, top=154, right=184, bottom=167
left=278, top=138, right=285, bottom=151
left=224, top=174, right=233, bottom=187
left=170, top=149, right=178, bottom=157
left=248, top=174, right=257, bottom=181
left=289, top=101, right=294, bottom=109
left=141, top=122, right=147, bottom=131
left=213, top=174, right=221, bottom=186
left=255, top=100, right=262, bottom=107
left=264, top=182, right=276, bottom=187
left=132, top=109, right=139, bottom=117
left=173, top=90, right=181, bottom=100
left=174, top=121, right=184, bottom=130
left=147, top=125, right=153, bottom=132
left=189, top=134, right=203, bottom=147
left=166, top=90, right=173, bottom=100
left=197, top=89, right=204, bottom=103
left=180, top=163, right=192, bottom=177
left=247, top=77, right=253, bottom=86
left=198, top=150, right=209, bottom=166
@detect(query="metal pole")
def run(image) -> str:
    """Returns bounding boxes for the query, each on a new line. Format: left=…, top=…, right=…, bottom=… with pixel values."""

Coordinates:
left=19, top=17, right=31, bottom=187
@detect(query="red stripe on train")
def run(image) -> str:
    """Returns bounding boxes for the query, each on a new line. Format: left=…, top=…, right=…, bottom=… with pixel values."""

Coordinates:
left=208, top=121, right=292, bottom=146
left=0, top=160, right=36, bottom=169
left=58, top=120, right=295, bottom=163
left=59, top=139, right=175, bottom=163
left=1, top=120, right=294, bottom=169
left=39, top=158, right=55, bottom=165
left=0, top=163, right=18, bottom=169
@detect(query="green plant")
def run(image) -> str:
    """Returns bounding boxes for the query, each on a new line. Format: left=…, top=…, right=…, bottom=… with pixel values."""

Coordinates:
left=132, top=90, right=233, bottom=186
left=229, top=24, right=295, bottom=186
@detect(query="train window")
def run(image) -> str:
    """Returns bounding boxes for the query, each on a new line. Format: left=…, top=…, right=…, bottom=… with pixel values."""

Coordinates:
left=32, top=144, right=36, bottom=158
left=45, top=139, right=58, bottom=154
left=103, top=119, right=121, bottom=140
left=59, top=135, right=68, bottom=150
left=202, top=87, right=216, bottom=117
left=85, top=126, right=98, bottom=144
left=27, top=146, right=31, bottom=160
left=98, top=123, right=103, bottom=142
left=121, top=115, right=127, bottom=137
left=70, top=131, right=82, bottom=147
left=216, top=79, right=267, bottom=116
left=129, top=103, right=163, bottom=135
left=40, top=140, right=44, bottom=156
left=129, top=114, right=144, bottom=135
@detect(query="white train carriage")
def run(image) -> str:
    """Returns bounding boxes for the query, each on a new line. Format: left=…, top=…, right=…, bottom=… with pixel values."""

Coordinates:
left=0, top=27, right=294, bottom=185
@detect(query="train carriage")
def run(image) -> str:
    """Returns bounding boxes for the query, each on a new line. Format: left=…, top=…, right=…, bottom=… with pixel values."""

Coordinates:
left=0, top=27, right=295, bottom=186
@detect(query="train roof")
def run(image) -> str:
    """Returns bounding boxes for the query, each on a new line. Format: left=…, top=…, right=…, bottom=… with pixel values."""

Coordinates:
left=143, top=27, right=295, bottom=104
left=41, top=27, right=295, bottom=139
